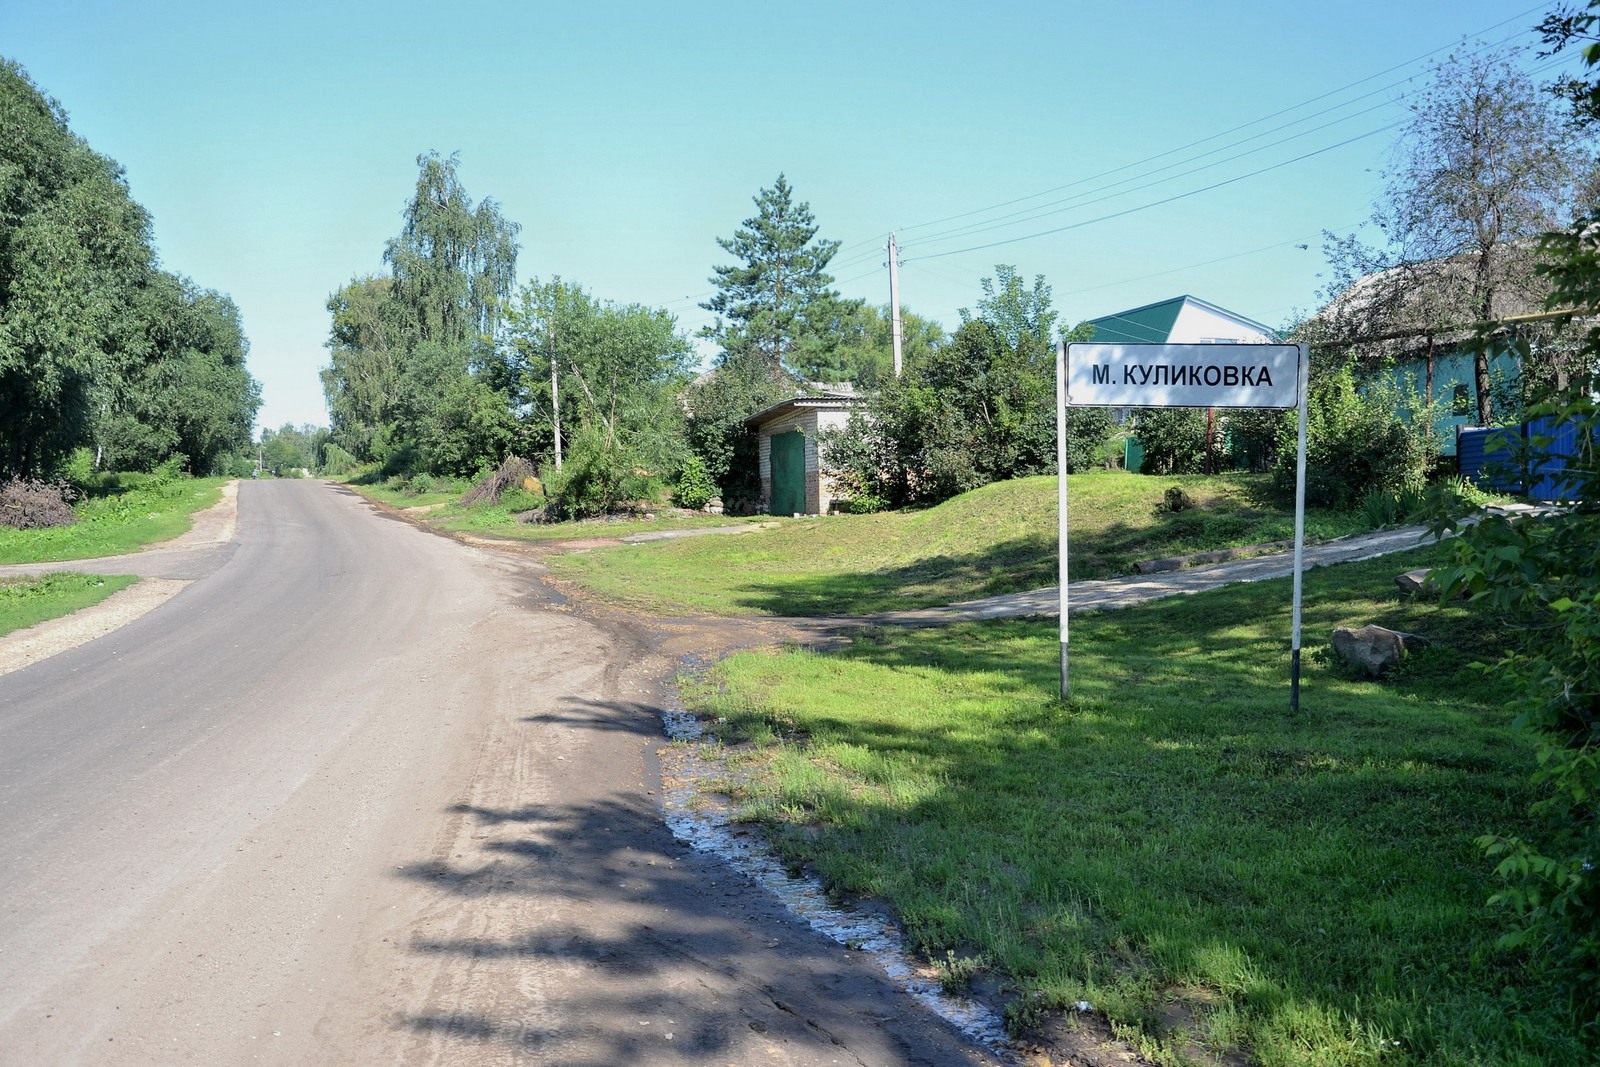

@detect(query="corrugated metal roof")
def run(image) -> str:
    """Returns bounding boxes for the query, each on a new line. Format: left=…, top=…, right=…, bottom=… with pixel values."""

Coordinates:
left=745, top=393, right=865, bottom=428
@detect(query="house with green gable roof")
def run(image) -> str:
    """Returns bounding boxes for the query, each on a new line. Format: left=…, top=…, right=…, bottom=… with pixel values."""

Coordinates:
left=1084, top=294, right=1278, bottom=345
left=1082, top=296, right=1279, bottom=472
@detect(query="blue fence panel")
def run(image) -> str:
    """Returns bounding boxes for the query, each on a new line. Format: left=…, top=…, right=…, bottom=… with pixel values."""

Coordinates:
left=1457, top=425, right=1523, bottom=493
left=1459, top=418, right=1592, bottom=501
left=1526, top=417, right=1586, bottom=502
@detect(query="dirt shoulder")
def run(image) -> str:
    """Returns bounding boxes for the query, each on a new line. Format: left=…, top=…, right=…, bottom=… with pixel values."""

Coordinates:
left=0, top=482, right=239, bottom=674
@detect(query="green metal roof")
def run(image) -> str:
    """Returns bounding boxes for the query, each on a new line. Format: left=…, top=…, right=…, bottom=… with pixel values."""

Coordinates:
left=1086, top=296, right=1186, bottom=343
left=1084, top=295, right=1278, bottom=344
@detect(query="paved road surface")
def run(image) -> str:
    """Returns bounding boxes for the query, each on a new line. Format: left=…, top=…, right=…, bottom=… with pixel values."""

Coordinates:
left=0, top=481, right=991, bottom=1066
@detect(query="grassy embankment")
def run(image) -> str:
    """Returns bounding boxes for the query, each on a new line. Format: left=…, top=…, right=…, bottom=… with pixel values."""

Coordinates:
left=357, top=464, right=1560, bottom=1060
left=547, top=470, right=1369, bottom=616
left=344, top=472, right=764, bottom=542
left=683, top=546, right=1576, bottom=1065
left=0, top=474, right=227, bottom=635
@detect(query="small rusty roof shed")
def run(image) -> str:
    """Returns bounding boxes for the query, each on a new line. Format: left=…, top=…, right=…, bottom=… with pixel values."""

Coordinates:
left=745, top=393, right=865, bottom=516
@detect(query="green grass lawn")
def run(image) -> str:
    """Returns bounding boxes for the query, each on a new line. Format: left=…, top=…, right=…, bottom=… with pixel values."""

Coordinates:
left=682, top=544, right=1582, bottom=1066
left=549, top=471, right=1369, bottom=617
left=0, top=572, right=140, bottom=637
left=341, top=476, right=763, bottom=543
left=0, top=476, right=227, bottom=564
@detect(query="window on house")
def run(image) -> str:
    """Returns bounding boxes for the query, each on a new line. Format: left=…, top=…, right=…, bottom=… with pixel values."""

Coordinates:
left=1452, top=383, right=1471, bottom=416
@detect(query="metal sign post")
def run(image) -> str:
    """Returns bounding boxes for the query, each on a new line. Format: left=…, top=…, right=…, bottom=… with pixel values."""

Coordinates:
left=1289, top=343, right=1310, bottom=712
left=1055, top=341, right=1070, bottom=701
left=1060, top=341, right=1309, bottom=711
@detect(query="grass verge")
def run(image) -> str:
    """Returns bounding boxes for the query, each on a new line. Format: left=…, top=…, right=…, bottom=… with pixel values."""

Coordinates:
left=550, top=471, right=1369, bottom=616
left=0, top=573, right=140, bottom=637
left=681, top=544, right=1583, bottom=1065
left=341, top=475, right=763, bottom=543
left=0, top=476, right=227, bottom=564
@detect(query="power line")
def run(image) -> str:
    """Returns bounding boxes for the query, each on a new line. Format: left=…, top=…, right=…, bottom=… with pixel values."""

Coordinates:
left=896, top=42, right=1572, bottom=259
left=907, top=123, right=1403, bottom=262
left=906, top=102, right=1400, bottom=252
left=881, top=10, right=1544, bottom=244
left=1056, top=228, right=1358, bottom=298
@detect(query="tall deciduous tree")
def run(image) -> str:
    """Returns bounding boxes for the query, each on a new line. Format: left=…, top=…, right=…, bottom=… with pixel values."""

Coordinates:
left=384, top=151, right=520, bottom=347
left=821, top=270, right=1109, bottom=508
left=504, top=276, right=692, bottom=460
left=0, top=58, right=258, bottom=476
left=323, top=152, right=520, bottom=475
left=1322, top=45, right=1590, bottom=424
left=959, top=264, right=1058, bottom=350
left=322, top=274, right=404, bottom=461
left=806, top=302, right=944, bottom=387
left=701, top=174, right=850, bottom=377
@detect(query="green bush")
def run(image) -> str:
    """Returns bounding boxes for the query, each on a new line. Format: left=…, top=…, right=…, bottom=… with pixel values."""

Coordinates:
left=319, top=443, right=359, bottom=476
left=542, top=424, right=663, bottom=520
left=1435, top=386, right=1600, bottom=1031
left=497, top=486, right=543, bottom=513
left=672, top=455, right=717, bottom=510
left=1131, top=408, right=1216, bottom=475
left=1273, top=358, right=1431, bottom=508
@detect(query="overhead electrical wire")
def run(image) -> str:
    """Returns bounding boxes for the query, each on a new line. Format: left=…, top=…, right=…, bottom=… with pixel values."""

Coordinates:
left=878, top=9, right=1545, bottom=247
left=646, top=6, right=1564, bottom=323
left=907, top=123, right=1404, bottom=262
left=824, top=11, right=1551, bottom=276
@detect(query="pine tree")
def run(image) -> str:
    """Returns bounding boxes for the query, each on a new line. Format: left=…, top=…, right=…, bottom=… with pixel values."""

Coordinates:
left=700, top=174, right=848, bottom=378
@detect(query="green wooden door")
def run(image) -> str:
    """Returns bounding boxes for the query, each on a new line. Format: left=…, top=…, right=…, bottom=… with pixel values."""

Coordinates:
left=770, top=431, right=806, bottom=516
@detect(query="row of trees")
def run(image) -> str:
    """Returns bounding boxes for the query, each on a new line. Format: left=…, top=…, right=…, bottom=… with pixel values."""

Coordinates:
left=321, top=163, right=968, bottom=513
left=0, top=59, right=260, bottom=479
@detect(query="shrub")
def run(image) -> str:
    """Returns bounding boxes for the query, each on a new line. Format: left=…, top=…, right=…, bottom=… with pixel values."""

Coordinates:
left=0, top=479, right=79, bottom=529
left=1062, top=407, right=1116, bottom=473
left=1274, top=358, right=1431, bottom=508
left=320, top=443, right=359, bottom=476
left=542, top=424, right=663, bottom=520
left=672, top=455, right=717, bottom=510
left=1131, top=408, right=1219, bottom=475
left=817, top=411, right=892, bottom=511
left=1434, top=386, right=1600, bottom=1030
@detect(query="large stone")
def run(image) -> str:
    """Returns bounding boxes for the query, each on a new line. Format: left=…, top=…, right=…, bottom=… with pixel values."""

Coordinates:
left=1394, top=568, right=1434, bottom=596
left=1330, top=625, right=1431, bottom=677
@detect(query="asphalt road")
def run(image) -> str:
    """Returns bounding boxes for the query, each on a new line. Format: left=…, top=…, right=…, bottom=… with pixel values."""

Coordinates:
left=0, top=481, right=993, bottom=1066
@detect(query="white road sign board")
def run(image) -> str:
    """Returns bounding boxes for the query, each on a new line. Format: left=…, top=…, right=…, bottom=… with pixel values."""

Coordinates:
left=1054, top=341, right=1312, bottom=711
left=1066, top=342, right=1302, bottom=409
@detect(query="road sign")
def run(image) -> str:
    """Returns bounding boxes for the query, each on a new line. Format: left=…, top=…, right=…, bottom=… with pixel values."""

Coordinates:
left=1066, top=342, right=1301, bottom=409
left=1055, top=342, right=1312, bottom=711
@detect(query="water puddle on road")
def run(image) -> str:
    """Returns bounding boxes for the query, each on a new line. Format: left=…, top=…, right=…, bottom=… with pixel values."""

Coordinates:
left=658, top=692, right=1019, bottom=1063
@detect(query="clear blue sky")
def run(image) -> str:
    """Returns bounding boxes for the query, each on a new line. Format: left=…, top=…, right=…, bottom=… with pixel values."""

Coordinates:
left=1, top=1, right=1574, bottom=432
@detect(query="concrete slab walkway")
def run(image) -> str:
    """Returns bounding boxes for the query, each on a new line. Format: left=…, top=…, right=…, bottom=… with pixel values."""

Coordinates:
left=862, top=522, right=1446, bottom=626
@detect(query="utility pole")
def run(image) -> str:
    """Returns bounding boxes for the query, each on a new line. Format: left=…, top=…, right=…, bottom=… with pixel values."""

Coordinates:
left=551, top=353, right=562, bottom=471
left=549, top=310, right=563, bottom=472
left=887, top=232, right=903, bottom=378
